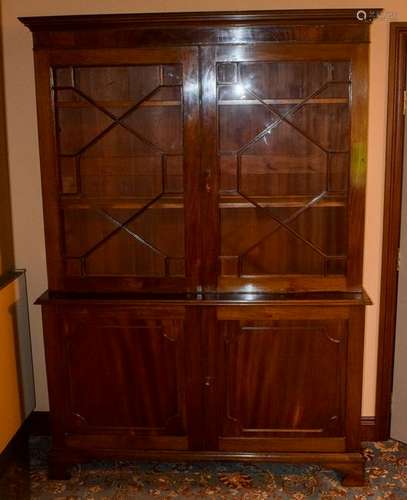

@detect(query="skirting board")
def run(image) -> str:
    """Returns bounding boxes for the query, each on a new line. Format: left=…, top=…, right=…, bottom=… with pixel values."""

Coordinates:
left=26, top=412, right=378, bottom=442
left=360, top=417, right=378, bottom=442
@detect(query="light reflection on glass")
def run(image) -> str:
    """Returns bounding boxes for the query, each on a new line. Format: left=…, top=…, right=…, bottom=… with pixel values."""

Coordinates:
left=233, top=82, right=251, bottom=99
left=241, top=293, right=258, bottom=301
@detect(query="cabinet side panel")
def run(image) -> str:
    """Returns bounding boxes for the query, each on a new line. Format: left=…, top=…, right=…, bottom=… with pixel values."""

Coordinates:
left=347, top=45, right=369, bottom=287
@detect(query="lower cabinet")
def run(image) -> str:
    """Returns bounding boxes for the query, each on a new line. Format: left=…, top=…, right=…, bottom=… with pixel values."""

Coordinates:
left=42, top=304, right=203, bottom=454
left=40, top=299, right=366, bottom=484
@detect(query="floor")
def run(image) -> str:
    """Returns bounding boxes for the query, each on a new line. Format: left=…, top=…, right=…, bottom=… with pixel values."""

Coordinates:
left=1, top=438, right=407, bottom=499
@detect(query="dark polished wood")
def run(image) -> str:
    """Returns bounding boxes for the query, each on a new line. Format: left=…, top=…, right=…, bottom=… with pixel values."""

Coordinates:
left=35, top=290, right=372, bottom=306
left=19, top=9, right=382, bottom=30
left=213, top=307, right=351, bottom=448
left=41, top=299, right=367, bottom=482
left=46, top=446, right=365, bottom=484
left=26, top=411, right=51, bottom=437
left=25, top=409, right=378, bottom=442
left=63, top=308, right=188, bottom=444
left=376, top=23, right=407, bottom=441
left=19, top=10, right=381, bottom=51
left=21, top=10, right=376, bottom=486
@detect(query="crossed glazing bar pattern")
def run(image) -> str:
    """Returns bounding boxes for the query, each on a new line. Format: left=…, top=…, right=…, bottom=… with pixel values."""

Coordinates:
left=53, top=65, right=185, bottom=278
left=218, top=61, right=351, bottom=277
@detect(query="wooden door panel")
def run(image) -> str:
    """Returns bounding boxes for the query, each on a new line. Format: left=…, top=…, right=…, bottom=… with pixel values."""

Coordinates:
left=60, top=306, right=189, bottom=450
left=214, top=308, right=349, bottom=452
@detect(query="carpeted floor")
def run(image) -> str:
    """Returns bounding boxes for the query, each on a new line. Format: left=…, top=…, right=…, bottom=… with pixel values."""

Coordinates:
left=2, top=438, right=407, bottom=498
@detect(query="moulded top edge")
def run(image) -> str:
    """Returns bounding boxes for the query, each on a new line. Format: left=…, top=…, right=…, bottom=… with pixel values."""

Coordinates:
left=19, top=9, right=383, bottom=32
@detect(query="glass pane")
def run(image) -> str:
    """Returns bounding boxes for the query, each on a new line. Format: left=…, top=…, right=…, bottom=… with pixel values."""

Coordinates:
left=218, top=86, right=276, bottom=153
left=239, top=61, right=350, bottom=100
left=62, top=205, right=184, bottom=278
left=54, top=64, right=185, bottom=278
left=240, top=120, right=327, bottom=197
left=73, top=65, right=161, bottom=103
left=218, top=60, right=351, bottom=277
left=288, top=204, right=348, bottom=257
left=241, top=227, right=326, bottom=275
left=78, top=157, right=163, bottom=198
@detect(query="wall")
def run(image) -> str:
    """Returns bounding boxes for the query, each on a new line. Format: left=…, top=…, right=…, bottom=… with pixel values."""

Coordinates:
left=2, top=0, right=404, bottom=414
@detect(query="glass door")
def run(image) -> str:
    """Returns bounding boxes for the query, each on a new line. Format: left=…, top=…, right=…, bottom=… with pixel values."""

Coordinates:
left=38, top=48, right=200, bottom=292
left=203, top=44, right=367, bottom=293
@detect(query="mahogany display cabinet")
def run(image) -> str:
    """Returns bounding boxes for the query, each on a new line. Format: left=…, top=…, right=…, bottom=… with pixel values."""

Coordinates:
left=21, top=9, right=380, bottom=485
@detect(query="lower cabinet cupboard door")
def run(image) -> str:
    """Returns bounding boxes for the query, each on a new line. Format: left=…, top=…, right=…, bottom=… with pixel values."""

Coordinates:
left=53, top=306, right=189, bottom=451
left=214, top=307, right=350, bottom=453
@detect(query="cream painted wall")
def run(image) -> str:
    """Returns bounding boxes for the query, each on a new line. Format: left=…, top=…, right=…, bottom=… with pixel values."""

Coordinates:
left=1, top=0, right=403, bottom=414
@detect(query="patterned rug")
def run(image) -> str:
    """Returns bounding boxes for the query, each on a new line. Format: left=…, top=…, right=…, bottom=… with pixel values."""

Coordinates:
left=3, top=438, right=407, bottom=499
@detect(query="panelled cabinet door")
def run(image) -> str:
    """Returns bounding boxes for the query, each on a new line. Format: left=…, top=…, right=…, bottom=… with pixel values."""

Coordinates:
left=201, top=44, right=368, bottom=292
left=55, top=306, right=192, bottom=450
left=209, top=306, right=350, bottom=453
left=35, top=48, right=200, bottom=292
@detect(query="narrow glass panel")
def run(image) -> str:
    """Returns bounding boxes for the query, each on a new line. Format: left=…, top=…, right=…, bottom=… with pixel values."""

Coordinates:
left=60, top=157, right=78, bottom=194
left=73, top=66, right=161, bottom=103
left=79, top=156, right=162, bottom=198
left=241, top=227, right=325, bottom=275
left=288, top=205, right=348, bottom=257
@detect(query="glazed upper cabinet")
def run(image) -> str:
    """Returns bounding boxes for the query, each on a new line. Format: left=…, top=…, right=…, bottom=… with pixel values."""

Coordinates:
left=26, top=16, right=370, bottom=294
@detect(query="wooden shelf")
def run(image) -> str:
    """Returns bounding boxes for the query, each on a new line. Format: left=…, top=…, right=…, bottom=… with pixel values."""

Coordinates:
left=60, top=195, right=184, bottom=210
left=218, top=98, right=348, bottom=106
left=56, top=100, right=181, bottom=108
left=55, top=98, right=347, bottom=109
left=59, top=194, right=347, bottom=209
left=36, top=289, right=370, bottom=307
left=219, top=194, right=347, bottom=208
